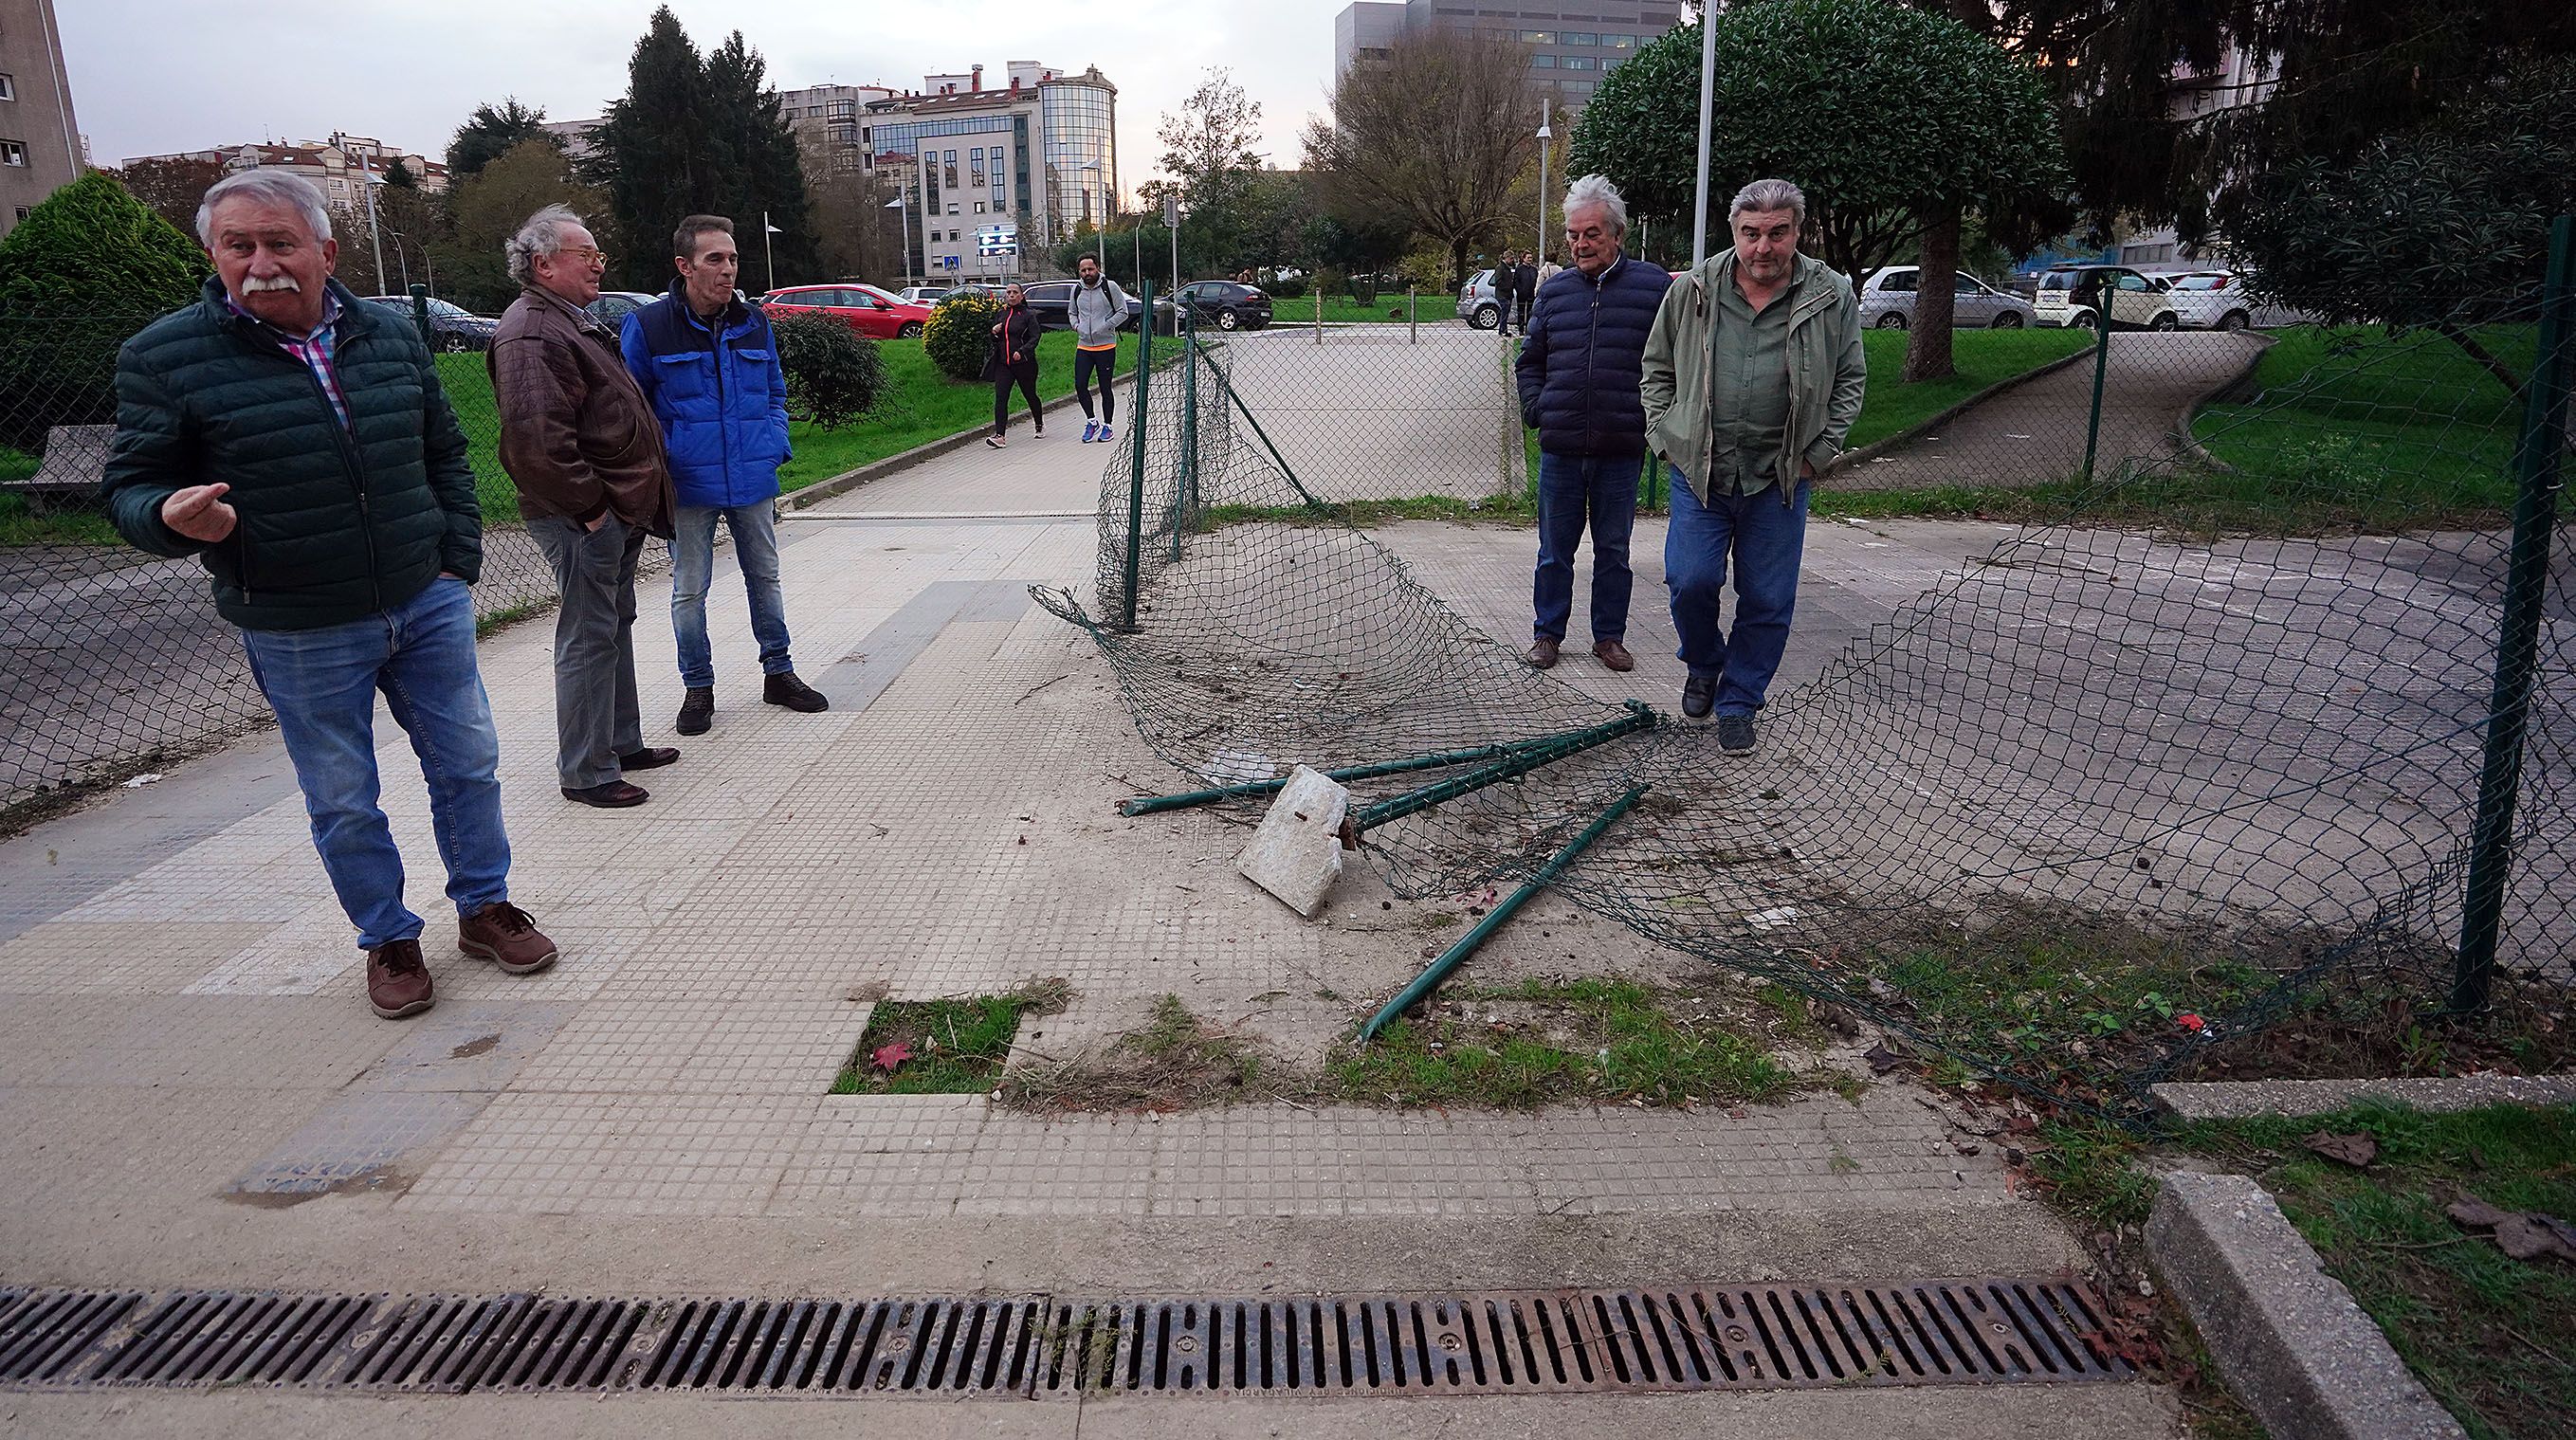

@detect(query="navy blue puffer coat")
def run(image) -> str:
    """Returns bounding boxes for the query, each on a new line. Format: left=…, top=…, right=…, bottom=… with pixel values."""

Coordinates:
left=1512, top=253, right=1672, bottom=458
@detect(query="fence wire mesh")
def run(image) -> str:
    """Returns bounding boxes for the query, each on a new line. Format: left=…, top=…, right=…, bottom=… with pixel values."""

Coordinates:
left=1042, top=265, right=2575, bottom=1116
left=0, top=308, right=575, bottom=817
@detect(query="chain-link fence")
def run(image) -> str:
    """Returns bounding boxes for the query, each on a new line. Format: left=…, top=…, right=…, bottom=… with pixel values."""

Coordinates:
left=0, top=305, right=568, bottom=818
left=1040, top=244, right=2576, bottom=1116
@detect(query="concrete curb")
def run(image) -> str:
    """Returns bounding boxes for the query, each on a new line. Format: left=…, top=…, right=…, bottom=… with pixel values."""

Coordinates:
left=2147, top=1171, right=2465, bottom=1440
left=2169, top=332, right=2278, bottom=476
left=2152, top=1071, right=2576, bottom=1121
left=1818, top=342, right=2095, bottom=482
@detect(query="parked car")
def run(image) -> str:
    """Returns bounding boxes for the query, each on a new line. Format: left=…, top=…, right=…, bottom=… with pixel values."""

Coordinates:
left=1171, top=280, right=1273, bottom=332
left=2161, top=271, right=2259, bottom=331
left=585, top=290, right=659, bottom=326
left=1014, top=279, right=1171, bottom=335
left=893, top=285, right=950, bottom=305
left=1459, top=270, right=1502, bottom=330
left=360, top=295, right=500, bottom=353
left=1857, top=267, right=2036, bottom=329
left=2031, top=264, right=2181, bottom=332
left=756, top=283, right=933, bottom=338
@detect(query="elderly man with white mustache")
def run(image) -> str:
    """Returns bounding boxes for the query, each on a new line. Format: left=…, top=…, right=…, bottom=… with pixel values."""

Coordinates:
left=103, top=169, right=559, bottom=1024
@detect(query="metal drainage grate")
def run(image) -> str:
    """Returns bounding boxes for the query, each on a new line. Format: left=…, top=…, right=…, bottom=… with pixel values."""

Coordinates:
left=0, top=1278, right=2130, bottom=1398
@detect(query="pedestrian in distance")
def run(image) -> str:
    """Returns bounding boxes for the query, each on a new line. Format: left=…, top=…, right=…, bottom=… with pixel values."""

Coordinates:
left=1537, top=250, right=1562, bottom=285
left=985, top=283, right=1043, bottom=448
left=620, top=214, right=831, bottom=738
left=1640, top=178, right=1867, bottom=753
left=1511, top=252, right=1540, bottom=338
left=1068, top=253, right=1131, bottom=445
left=490, top=204, right=681, bottom=808
left=102, top=170, right=558, bottom=1021
left=1493, top=250, right=1524, bottom=337
left=1514, top=174, right=1672, bottom=676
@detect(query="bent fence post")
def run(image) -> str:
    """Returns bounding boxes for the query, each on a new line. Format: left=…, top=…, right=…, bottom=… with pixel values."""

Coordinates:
left=2452, top=212, right=2576, bottom=1011
left=1120, top=280, right=1155, bottom=631
left=1121, top=723, right=1644, bottom=817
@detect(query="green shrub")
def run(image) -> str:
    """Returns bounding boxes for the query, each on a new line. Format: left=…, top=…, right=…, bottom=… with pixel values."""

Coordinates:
left=0, top=175, right=209, bottom=450
left=1267, top=274, right=1308, bottom=300
left=924, top=289, right=998, bottom=382
left=769, top=314, right=888, bottom=428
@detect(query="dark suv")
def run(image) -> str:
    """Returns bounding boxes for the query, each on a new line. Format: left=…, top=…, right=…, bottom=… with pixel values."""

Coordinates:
left=1017, top=280, right=1169, bottom=336
left=1172, top=281, right=1272, bottom=331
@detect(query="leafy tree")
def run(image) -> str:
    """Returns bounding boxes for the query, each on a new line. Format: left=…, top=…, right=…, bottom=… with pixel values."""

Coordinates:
left=0, top=173, right=210, bottom=445
left=100, top=155, right=228, bottom=240
left=383, top=158, right=419, bottom=191
left=770, top=313, right=888, bottom=427
left=923, top=288, right=999, bottom=381
left=1571, top=0, right=2068, bottom=380
left=446, top=98, right=557, bottom=181
left=437, top=137, right=607, bottom=312
left=699, top=29, right=814, bottom=287
left=1153, top=69, right=1270, bottom=274
left=1305, top=28, right=1540, bottom=288
left=800, top=131, right=906, bottom=286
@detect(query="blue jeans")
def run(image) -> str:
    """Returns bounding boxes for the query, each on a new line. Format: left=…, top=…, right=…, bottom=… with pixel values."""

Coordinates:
left=1665, top=472, right=1809, bottom=716
left=670, top=501, right=794, bottom=690
left=1532, top=451, right=1640, bottom=644
left=239, top=577, right=511, bottom=950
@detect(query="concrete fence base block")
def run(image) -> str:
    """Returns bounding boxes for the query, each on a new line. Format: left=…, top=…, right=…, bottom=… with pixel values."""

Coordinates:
left=2147, top=1171, right=2465, bottom=1440
left=1236, top=765, right=1350, bottom=917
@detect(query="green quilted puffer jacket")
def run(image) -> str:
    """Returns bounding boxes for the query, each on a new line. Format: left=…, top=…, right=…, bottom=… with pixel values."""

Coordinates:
left=102, top=276, right=481, bottom=632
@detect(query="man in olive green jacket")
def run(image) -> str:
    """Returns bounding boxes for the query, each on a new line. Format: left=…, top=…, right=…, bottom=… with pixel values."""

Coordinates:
left=104, top=170, right=557, bottom=1024
left=1640, top=177, right=1866, bottom=751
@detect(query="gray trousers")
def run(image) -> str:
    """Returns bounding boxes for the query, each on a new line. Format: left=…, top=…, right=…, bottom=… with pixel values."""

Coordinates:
left=529, top=513, right=646, bottom=789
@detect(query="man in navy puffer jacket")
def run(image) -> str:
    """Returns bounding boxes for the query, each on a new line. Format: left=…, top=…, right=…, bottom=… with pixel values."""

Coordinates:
left=1512, top=174, right=1672, bottom=673
left=622, top=214, right=829, bottom=737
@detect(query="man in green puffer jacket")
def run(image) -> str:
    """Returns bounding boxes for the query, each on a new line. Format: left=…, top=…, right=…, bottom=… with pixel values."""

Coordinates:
left=102, top=170, right=558, bottom=1025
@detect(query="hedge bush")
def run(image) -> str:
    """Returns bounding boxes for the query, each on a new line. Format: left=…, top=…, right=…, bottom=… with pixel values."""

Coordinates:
left=769, top=314, right=888, bottom=428
left=924, top=289, right=999, bottom=382
left=0, top=173, right=210, bottom=449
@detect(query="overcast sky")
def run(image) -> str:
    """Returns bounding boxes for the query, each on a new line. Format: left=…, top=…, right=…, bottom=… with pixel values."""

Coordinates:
left=59, top=0, right=1343, bottom=201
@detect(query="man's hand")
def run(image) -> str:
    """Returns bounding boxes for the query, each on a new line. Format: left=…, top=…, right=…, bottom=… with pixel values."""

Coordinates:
left=1800, top=459, right=1818, bottom=480
left=160, top=483, right=238, bottom=542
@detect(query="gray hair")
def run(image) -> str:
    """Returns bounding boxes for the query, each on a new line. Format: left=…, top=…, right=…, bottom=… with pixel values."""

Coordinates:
left=194, top=170, right=334, bottom=248
left=1562, top=173, right=1628, bottom=237
left=504, top=204, right=587, bottom=284
left=1728, top=178, right=1806, bottom=228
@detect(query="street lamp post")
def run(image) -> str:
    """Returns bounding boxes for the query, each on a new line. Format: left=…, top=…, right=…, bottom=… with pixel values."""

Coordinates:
left=1690, top=2, right=1718, bottom=264
left=359, top=155, right=389, bottom=296
left=1536, top=99, right=1552, bottom=275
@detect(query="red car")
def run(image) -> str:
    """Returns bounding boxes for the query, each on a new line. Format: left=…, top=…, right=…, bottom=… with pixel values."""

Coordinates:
left=758, top=283, right=931, bottom=338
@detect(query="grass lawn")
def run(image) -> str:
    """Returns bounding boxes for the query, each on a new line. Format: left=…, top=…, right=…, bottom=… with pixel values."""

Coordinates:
left=1284, top=293, right=1459, bottom=326
left=831, top=978, right=1069, bottom=1095
left=433, top=333, right=1144, bottom=524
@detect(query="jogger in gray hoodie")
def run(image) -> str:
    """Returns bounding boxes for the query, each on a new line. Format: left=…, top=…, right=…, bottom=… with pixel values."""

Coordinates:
left=1069, top=254, right=1133, bottom=444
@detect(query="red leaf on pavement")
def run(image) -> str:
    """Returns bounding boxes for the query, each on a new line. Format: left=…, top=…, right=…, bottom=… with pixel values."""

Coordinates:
left=870, top=1040, right=914, bottom=1072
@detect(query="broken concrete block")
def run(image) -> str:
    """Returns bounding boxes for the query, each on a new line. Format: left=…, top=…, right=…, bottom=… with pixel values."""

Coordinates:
left=1237, top=764, right=1350, bottom=917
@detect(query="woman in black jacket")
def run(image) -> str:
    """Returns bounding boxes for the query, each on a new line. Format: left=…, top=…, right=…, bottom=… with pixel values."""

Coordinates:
left=985, top=284, right=1044, bottom=447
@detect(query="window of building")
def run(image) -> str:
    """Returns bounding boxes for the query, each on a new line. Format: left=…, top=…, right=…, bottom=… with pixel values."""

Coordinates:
left=1562, top=31, right=1597, bottom=46
left=1520, top=29, right=1555, bottom=44
left=1561, top=55, right=1596, bottom=69
left=1530, top=53, right=1557, bottom=67
left=947, top=203, right=959, bottom=215
left=970, top=150, right=984, bottom=185
left=11, top=206, right=27, bottom=221
left=943, top=150, right=958, bottom=188
left=0, top=142, right=25, bottom=168
left=949, top=229, right=960, bottom=241
left=974, top=200, right=986, bottom=213
left=1604, top=33, right=1635, bottom=48
left=0, top=75, right=16, bottom=101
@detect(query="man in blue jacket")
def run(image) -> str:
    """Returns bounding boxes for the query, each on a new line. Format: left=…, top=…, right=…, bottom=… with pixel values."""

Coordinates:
left=1513, top=175, right=1671, bottom=673
left=621, top=214, right=829, bottom=737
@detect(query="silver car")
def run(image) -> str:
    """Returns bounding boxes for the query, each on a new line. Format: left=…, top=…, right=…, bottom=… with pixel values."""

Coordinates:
left=1458, top=269, right=1503, bottom=330
left=1857, top=267, right=2037, bottom=329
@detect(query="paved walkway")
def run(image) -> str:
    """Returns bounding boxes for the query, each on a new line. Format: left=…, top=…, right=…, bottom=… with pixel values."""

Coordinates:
left=0, top=341, right=2181, bottom=1435
left=1841, top=331, right=2266, bottom=490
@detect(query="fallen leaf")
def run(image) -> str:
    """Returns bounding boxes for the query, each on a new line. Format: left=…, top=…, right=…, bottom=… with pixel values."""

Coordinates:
left=870, top=1041, right=914, bottom=1072
left=2301, top=1131, right=2377, bottom=1168
left=2449, top=1195, right=2516, bottom=1229
left=1862, top=1042, right=1907, bottom=1075
left=2492, top=1215, right=2574, bottom=1262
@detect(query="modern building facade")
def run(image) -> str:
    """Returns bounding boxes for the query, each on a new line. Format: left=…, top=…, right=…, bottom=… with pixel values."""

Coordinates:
left=1333, top=0, right=1687, bottom=106
left=842, top=62, right=1118, bottom=283
left=0, top=0, right=84, bottom=237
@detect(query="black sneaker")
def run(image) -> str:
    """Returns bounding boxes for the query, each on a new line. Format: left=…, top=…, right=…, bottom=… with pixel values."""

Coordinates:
left=1717, top=714, right=1757, bottom=754
left=1682, top=674, right=1717, bottom=720
left=676, top=686, right=714, bottom=736
left=763, top=671, right=830, bottom=713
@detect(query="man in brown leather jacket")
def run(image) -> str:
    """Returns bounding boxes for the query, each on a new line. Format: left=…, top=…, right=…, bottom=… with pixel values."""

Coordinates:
left=490, top=204, right=681, bottom=808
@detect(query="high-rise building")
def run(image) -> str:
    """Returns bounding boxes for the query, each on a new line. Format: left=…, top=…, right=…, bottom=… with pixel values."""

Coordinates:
left=0, top=0, right=84, bottom=238
left=851, top=62, right=1119, bottom=282
left=1333, top=0, right=1689, bottom=107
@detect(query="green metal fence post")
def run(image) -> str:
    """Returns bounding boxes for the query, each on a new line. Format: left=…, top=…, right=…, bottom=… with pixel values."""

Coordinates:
left=1120, top=280, right=1156, bottom=631
left=2452, top=213, right=2576, bottom=1012
left=2080, top=307, right=2112, bottom=485
left=409, top=283, right=432, bottom=350
left=1176, top=301, right=1197, bottom=561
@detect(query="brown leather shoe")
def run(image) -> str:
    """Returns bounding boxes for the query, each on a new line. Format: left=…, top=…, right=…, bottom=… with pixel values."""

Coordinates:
left=1593, top=639, right=1635, bottom=672
left=458, top=902, right=559, bottom=975
left=615, top=746, right=680, bottom=771
left=1526, top=636, right=1561, bottom=669
left=561, top=780, right=649, bottom=808
left=367, top=938, right=434, bottom=1019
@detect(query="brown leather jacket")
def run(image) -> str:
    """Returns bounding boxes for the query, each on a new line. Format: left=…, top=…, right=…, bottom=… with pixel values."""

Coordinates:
left=489, top=286, right=675, bottom=537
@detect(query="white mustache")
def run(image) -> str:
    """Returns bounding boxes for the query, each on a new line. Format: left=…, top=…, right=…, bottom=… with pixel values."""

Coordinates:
left=241, top=276, right=301, bottom=294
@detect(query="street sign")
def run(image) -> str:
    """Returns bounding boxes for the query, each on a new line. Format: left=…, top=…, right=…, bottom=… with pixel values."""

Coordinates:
left=1162, top=192, right=1178, bottom=228
left=942, top=255, right=960, bottom=271
left=976, top=223, right=1018, bottom=258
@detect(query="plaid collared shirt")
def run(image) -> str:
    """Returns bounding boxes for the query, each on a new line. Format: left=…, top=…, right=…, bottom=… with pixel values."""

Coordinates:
left=228, top=288, right=350, bottom=429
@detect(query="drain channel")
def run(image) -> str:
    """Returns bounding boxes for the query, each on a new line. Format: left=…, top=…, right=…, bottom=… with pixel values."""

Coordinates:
left=1, top=1278, right=2131, bottom=1398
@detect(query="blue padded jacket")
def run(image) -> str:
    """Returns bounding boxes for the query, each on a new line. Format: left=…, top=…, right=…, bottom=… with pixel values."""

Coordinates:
left=620, top=286, right=791, bottom=509
left=1512, top=253, right=1672, bottom=459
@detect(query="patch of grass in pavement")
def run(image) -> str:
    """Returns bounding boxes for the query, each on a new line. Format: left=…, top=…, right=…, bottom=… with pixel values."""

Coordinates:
left=1327, top=976, right=1809, bottom=1109
left=2165, top=1103, right=2576, bottom=1440
left=832, top=977, right=1071, bottom=1095
left=1002, top=994, right=1268, bottom=1113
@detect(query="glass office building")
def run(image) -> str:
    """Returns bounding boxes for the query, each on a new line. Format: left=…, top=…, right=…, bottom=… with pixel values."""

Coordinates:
left=857, top=63, right=1120, bottom=279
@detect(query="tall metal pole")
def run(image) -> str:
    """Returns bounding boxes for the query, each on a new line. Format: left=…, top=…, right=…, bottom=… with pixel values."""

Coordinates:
left=1177, top=301, right=1197, bottom=560
left=360, top=154, right=388, bottom=296
left=2080, top=304, right=2113, bottom=484
left=762, top=210, right=776, bottom=293
left=2452, top=213, right=2576, bottom=1011
left=1690, top=4, right=1717, bottom=264
left=1120, top=279, right=1157, bottom=631
left=1537, top=98, right=1552, bottom=274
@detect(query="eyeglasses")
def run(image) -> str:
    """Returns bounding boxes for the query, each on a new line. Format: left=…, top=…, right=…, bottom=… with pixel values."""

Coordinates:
left=557, top=246, right=611, bottom=267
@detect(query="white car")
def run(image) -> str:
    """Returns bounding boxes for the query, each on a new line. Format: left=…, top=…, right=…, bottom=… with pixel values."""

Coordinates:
left=2161, top=272, right=2262, bottom=331
left=894, top=285, right=950, bottom=305
left=1857, top=266, right=2037, bottom=329
left=2032, top=264, right=2180, bottom=331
